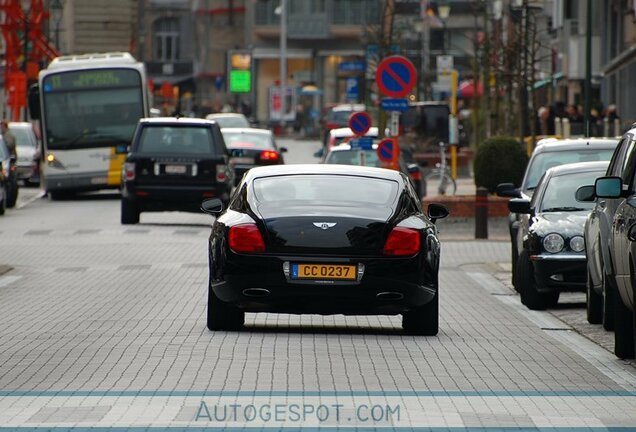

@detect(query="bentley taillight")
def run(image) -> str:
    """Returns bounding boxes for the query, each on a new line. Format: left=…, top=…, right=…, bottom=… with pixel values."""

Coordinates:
left=383, top=227, right=421, bottom=256
left=229, top=224, right=266, bottom=253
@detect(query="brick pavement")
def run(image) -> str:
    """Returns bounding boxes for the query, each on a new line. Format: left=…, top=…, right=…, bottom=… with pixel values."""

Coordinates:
left=0, top=197, right=634, bottom=428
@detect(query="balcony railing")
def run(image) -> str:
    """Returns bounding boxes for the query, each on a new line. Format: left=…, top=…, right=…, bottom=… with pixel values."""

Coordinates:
left=255, top=0, right=381, bottom=28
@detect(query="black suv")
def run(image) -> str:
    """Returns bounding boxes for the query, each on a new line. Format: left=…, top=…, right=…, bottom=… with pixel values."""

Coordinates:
left=121, top=117, right=232, bottom=224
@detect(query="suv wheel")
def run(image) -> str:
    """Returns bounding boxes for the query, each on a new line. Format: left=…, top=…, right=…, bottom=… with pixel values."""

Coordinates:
left=121, top=198, right=140, bottom=225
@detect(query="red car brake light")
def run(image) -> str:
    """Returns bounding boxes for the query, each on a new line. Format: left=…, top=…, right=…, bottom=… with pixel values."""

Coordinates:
left=124, top=162, right=135, bottom=181
left=229, top=224, right=266, bottom=253
left=259, top=150, right=280, bottom=162
left=383, top=227, right=421, bottom=256
left=409, top=171, right=422, bottom=181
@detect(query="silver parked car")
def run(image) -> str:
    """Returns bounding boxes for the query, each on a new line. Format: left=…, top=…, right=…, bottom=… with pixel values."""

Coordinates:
left=9, top=122, right=40, bottom=186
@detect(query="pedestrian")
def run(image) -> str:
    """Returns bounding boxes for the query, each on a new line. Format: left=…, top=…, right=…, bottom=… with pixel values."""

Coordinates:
left=1, top=120, right=16, bottom=157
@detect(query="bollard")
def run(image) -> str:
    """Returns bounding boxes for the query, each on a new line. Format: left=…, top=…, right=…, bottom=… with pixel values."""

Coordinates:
left=475, top=187, right=488, bottom=239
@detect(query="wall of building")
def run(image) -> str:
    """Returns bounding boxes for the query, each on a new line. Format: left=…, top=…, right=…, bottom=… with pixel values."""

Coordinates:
left=63, top=0, right=138, bottom=55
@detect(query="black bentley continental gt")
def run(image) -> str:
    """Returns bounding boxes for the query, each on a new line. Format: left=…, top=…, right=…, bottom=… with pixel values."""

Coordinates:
left=201, top=164, right=449, bottom=335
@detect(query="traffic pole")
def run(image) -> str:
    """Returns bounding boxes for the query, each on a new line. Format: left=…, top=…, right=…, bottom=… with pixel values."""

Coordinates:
left=449, top=69, right=459, bottom=180
left=390, top=111, right=401, bottom=171
left=475, top=187, right=489, bottom=239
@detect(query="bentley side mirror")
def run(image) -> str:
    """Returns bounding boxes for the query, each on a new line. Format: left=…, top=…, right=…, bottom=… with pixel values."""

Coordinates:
left=595, top=176, right=622, bottom=199
left=508, top=198, right=532, bottom=214
left=427, top=203, right=449, bottom=223
left=201, top=198, right=223, bottom=214
left=575, top=185, right=595, bottom=202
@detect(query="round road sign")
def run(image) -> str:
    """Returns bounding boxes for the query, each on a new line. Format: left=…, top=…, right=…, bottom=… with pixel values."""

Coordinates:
left=375, top=55, right=417, bottom=98
left=377, top=138, right=395, bottom=163
left=348, top=111, right=372, bottom=136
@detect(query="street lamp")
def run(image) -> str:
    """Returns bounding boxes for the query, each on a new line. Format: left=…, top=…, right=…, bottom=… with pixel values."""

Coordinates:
left=437, top=0, right=450, bottom=55
left=50, top=0, right=64, bottom=52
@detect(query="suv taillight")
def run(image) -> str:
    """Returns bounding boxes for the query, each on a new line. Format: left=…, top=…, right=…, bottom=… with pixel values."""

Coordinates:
left=383, top=227, right=421, bottom=256
left=124, top=162, right=135, bottom=181
left=229, top=224, right=266, bottom=253
left=216, top=164, right=228, bottom=183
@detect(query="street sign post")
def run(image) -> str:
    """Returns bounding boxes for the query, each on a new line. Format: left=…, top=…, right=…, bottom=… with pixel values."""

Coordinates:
left=349, top=137, right=374, bottom=150
left=380, top=98, right=409, bottom=112
left=375, top=56, right=417, bottom=98
left=377, top=138, right=396, bottom=163
left=348, top=111, right=372, bottom=136
left=375, top=56, right=416, bottom=171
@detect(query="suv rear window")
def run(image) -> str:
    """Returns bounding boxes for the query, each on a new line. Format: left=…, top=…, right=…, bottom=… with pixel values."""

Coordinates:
left=136, top=125, right=221, bottom=155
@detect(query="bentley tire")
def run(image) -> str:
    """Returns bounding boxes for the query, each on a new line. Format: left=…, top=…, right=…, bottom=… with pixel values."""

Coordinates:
left=207, top=289, right=245, bottom=331
left=402, top=291, right=439, bottom=336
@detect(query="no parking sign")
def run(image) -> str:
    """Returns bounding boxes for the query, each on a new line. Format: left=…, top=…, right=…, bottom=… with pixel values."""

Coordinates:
left=348, top=111, right=372, bottom=136
left=375, top=56, right=417, bottom=98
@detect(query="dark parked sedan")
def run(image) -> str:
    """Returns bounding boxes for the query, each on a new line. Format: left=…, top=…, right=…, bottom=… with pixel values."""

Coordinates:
left=121, top=117, right=233, bottom=224
left=221, top=128, right=287, bottom=185
left=509, top=161, right=609, bottom=310
left=201, top=164, right=449, bottom=334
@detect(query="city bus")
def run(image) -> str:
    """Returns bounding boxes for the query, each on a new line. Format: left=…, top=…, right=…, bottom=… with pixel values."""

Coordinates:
left=28, top=52, right=149, bottom=199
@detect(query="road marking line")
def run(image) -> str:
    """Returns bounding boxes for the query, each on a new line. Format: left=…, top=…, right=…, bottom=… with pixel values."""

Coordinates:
left=0, top=275, right=21, bottom=288
left=467, top=271, right=636, bottom=391
left=16, top=190, right=46, bottom=209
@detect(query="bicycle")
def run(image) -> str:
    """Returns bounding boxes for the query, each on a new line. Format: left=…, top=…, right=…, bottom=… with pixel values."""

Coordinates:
left=424, top=142, right=457, bottom=196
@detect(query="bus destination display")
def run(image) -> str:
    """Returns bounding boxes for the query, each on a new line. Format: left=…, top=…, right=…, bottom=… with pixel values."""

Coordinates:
left=43, top=69, right=141, bottom=92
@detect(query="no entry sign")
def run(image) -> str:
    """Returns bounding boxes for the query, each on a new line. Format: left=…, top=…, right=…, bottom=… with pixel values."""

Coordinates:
left=375, top=56, right=417, bottom=98
left=348, top=111, right=372, bottom=136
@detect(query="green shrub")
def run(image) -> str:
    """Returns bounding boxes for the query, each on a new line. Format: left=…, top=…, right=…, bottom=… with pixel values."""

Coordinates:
left=474, top=136, right=528, bottom=193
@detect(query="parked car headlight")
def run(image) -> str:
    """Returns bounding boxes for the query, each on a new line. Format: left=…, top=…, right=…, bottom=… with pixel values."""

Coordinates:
left=543, top=233, right=564, bottom=253
left=569, top=236, right=585, bottom=252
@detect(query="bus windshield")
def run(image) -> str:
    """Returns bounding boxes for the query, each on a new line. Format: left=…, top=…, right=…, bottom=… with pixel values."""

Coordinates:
left=42, top=69, right=144, bottom=150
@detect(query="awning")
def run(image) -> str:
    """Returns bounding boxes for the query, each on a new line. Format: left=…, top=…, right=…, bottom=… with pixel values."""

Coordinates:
left=299, top=84, right=322, bottom=95
left=149, top=74, right=194, bottom=85
left=533, top=72, right=564, bottom=89
left=603, top=45, right=636, bottom=76
left=316, top=49, right=364, bottom=57
left=252, top=48, right=313, bottom=59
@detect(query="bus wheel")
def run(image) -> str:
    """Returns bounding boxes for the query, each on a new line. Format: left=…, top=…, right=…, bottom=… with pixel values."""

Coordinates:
left=121, top=198, right=140, bottom=225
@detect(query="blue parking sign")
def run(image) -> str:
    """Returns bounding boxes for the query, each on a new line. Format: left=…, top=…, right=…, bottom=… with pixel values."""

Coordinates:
left=345, top=77, right=359, bottom=101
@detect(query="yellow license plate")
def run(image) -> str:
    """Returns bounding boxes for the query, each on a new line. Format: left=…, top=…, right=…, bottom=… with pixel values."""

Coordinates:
left=292, top=263, right=357, bottom=281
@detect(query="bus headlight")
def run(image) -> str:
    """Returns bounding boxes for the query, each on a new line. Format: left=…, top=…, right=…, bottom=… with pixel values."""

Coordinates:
left=46, top=153, right=65, bottom=169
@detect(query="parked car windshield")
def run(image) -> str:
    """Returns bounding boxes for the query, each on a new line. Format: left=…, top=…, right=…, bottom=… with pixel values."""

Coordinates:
left=325, top=149, right=382, bottom=167
left=11, top=127, right=36, bottom=148
left=253, top=175, right=398, bottom=205
left=539, top=171, right=606, bottom=212
left=136, top=126, right=218, bottom=155
left=525, top=149, right=615, bottom=191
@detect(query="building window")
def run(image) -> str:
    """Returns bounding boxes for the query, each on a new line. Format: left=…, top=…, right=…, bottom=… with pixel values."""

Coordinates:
left=153, top=18, right=180, bottom=62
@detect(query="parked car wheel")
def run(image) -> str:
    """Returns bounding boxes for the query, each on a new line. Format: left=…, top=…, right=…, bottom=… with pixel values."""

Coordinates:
left=613, top=289, right=635, bottom=359
left=0, top=186, right=6, bottom=215
left=6, top=177, right=18, bottom=208
left=120, top=198, right=140, bottom=225
left=517, top=250, right=557, bottom=310
left=511, top=243, right=519, bottom=291
left=402, top=291, right=439, bottom=336
left=602, top=270, right=616, bottom=331
left=207, top=288, right=244, bottom=331
left=586, top=269, right=603, bottom=324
